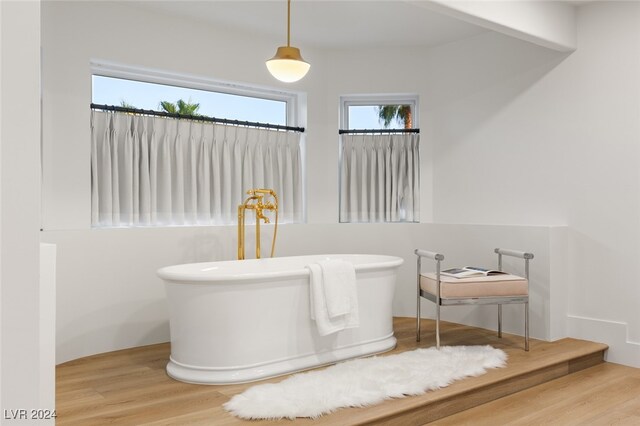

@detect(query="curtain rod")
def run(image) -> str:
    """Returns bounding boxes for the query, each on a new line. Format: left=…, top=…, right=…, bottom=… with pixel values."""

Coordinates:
left=339, top=128, right=420, bottom=135
left=90, top=103, right=305, bottom=133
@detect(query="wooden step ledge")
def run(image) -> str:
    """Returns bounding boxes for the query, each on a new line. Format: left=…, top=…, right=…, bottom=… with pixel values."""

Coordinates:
left=55, top=317, right=608, bottom=425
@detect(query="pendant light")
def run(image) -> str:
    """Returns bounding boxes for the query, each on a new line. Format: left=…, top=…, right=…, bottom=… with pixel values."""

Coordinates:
left=266, top=0, right=310, bottom=83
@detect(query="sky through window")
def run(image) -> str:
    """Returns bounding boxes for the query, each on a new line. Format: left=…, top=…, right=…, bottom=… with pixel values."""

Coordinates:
left=92, top=75, right=287, bottom=125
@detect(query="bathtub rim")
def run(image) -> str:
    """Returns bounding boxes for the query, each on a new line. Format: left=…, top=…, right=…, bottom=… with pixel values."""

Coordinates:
left=157, top=253, right=404, bottom=283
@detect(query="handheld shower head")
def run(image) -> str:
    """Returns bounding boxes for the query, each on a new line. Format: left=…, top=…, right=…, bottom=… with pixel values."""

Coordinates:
left=252, top=189, right=276, bottom=197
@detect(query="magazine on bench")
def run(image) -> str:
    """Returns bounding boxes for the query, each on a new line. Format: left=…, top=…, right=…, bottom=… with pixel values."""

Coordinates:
left=440, top=266, right=507, bottom=279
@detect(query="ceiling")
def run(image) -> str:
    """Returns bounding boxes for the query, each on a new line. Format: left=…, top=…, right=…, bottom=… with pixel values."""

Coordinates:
left=125, top=1, right=490, bottom=49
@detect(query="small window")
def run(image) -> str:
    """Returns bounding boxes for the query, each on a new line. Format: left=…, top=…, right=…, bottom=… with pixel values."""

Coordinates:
left=339, top=94, right=420, bottom=223
left=341, top=95, right=418, bottom=130
left=92, top=75, right=288, bottom=125
left=346, top=104, right=414, bottom=130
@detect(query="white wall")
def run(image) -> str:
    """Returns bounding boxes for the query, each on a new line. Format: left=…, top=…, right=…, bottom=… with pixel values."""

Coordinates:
left=1, top=0, right=45, bottom=415
left=428, top=35, right=569, bottom=225
left=566, top=2, right=640, bottom=366
left=429, top=1, right=640, bottom=366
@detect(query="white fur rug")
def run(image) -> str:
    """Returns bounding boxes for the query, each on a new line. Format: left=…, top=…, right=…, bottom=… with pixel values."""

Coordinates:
left=224, top=345, right=507, bottom=420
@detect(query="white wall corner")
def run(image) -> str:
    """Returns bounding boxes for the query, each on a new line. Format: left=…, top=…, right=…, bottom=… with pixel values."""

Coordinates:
left=0, top=0, right=3, bottom=409
left=39, top=243, right=56, bottom=421
left=548, top=226, right=568, bottom=341
left=412, top=0, right=577, bottom=52
left=1, top=0, right=44, bottom=415
left=567, top=315, right=640, bottom=368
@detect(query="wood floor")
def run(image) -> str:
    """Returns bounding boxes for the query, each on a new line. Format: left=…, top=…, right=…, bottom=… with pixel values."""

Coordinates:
left=431, top=362, right=640, bottom=425
left=57, top=317, right=613, bottom=425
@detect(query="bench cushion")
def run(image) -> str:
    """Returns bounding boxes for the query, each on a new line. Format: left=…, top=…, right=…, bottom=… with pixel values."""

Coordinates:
left=420, top=273, right=528, bottom=299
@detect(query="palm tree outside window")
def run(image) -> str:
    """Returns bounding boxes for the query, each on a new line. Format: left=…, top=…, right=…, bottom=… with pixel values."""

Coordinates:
left=341, top=96, right=417, bottom=130
left=377, top=104, right=412, bottom=129
left=158, top=99, right=201, bottom=116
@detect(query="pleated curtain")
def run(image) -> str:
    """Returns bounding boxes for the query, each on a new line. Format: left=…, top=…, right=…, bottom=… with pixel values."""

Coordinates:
left=340, top=133, right=420, bottom=223
left=91, top=110, right=303, bottom=227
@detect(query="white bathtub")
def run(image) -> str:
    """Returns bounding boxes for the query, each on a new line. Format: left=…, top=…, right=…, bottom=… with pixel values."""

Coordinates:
left=157, top=254, right=403, bottom=385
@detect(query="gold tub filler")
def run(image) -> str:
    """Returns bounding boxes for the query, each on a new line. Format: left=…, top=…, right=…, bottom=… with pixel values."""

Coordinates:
left=237, top=189, right=279, bottom=260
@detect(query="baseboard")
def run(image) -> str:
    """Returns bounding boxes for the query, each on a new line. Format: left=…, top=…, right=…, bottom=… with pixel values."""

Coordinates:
left=567, top=314, right=640, bottom=368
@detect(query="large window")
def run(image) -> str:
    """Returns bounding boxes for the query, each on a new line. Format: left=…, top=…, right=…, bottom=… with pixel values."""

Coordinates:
left=90, top=63, right=304, bottom=228
left=339, top=94, right=420, bottom=223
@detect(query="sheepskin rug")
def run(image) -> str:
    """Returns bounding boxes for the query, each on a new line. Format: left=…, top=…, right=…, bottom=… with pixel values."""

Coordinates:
left=224, top=345, right=507, bottom=420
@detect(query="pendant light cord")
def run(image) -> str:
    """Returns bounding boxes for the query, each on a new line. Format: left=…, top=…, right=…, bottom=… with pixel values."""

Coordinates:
left=287, top=0, right=291, bottom=47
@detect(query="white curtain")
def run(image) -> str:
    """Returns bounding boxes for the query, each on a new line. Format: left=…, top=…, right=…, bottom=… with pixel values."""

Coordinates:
left=91, top=110, right=303, bottom=227
left=340, top=133, right=419, bottom=223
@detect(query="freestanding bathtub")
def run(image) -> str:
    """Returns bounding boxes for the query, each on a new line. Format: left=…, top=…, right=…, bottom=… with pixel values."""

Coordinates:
left=157, top=254, right=403, bottom=385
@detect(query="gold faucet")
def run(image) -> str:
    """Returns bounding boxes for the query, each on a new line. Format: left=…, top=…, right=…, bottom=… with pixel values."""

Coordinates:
left=237, top=189, right=279, bottom=260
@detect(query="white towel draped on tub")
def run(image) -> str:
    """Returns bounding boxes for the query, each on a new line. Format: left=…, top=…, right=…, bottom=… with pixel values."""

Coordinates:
left=306, top=259, right=359, bottom=336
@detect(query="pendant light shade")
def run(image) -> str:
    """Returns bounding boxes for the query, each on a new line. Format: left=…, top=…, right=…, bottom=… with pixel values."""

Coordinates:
left=266, top=0, right=310, bottom=83
left=266, top=46, right=310, bottom=83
